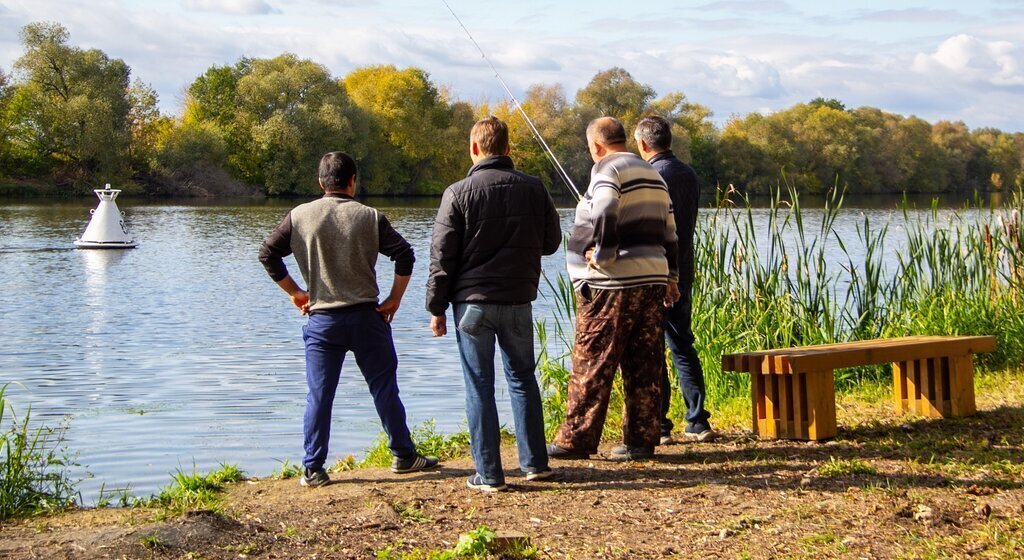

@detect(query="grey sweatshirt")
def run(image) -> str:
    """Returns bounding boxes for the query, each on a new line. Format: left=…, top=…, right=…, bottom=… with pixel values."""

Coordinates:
left=259, top=193, right=414, bottom=313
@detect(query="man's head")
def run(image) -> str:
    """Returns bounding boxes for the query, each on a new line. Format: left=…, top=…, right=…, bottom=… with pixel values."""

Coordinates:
left=318, top=151, right=357, bottom=194
left=470, top=116, right=510, bottom=163
left=586, top=117, right=628, bottom=163
left=634, top=116, right=672, bottom=161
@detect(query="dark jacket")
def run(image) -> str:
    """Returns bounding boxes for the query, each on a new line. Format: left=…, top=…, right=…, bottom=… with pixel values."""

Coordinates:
left=426, top=155, right=561, bottom=316
left=649, top=151, right=700, bottom=287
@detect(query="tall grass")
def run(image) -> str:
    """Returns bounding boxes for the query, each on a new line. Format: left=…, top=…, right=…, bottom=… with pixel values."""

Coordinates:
left=0, top=384, right=79, bottom=520
left=537, top=186, right=1024, bottom=435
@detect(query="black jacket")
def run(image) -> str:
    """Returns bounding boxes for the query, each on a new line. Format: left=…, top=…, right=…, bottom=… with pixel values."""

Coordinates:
left=649, top=151, right=700, bottom=287
left=426, top=155, right=561, bottom=316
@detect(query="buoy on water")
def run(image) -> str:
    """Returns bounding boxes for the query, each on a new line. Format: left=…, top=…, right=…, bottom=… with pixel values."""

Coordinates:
left=74, top=184, right=138, bottom=249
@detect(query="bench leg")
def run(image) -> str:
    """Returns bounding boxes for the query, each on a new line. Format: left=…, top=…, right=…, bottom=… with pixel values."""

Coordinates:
left=893, top=356, right=975, bottom=418
left=750, top=369, right=833, bottom=441
left=805, top=370, right=836, bottom=441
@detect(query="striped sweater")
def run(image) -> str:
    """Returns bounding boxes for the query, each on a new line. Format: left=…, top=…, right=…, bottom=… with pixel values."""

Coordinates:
left=566, top=151, right=679, bottom=289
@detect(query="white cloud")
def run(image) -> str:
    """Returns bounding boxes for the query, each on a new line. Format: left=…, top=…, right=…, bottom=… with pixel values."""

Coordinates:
left=913, top=34, right=1024, bottom=87
left=181, top=0, right=278, bottom=15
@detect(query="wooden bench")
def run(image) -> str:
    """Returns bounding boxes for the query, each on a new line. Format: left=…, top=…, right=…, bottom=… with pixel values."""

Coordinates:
left=721, top=335, right=997, bottom=441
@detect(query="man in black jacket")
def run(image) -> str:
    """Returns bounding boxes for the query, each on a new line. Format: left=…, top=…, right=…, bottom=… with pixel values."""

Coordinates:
left=634, top=116, right=715, bottom=442
left=426, top=116, right=562, bottom=492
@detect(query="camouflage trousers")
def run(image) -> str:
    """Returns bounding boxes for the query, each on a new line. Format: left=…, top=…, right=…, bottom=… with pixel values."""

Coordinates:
left=554, top=284, right=666, bottom=452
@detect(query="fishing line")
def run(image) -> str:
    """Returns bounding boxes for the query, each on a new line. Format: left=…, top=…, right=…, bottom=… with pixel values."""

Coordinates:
left=440, top=0, right=582, bottom=200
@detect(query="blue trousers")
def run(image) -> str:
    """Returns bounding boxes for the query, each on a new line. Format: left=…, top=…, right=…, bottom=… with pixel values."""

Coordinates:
left=302, top=306, right=416, bottom=471
left=661, top=282, right=710, bottom=433
left=454, top=302, right=548, bottom=485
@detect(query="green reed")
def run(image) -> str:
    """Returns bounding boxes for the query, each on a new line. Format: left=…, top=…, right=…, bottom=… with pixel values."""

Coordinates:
left=537, top=185, right=1024, bottom=435
left=0, top=384, right=79, bottom=520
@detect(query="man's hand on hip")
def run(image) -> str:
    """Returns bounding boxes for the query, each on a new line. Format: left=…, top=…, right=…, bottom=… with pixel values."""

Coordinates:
left=664, top=283, right=681, bottom=307
left=430, top=315, right=447, bottom=337
left=376, top=296, right=401, bottom=323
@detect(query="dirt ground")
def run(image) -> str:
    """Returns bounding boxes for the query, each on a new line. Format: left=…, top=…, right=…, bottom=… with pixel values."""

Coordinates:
left=2, top=382, right=1023, bottom=559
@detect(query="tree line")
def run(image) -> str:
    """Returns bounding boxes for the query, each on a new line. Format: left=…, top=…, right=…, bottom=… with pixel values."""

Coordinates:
left=1, top=22, right=1022, bottom=198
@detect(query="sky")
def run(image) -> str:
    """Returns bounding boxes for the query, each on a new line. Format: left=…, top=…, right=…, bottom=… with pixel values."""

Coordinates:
left=1, top=0, right=1023, bottom=131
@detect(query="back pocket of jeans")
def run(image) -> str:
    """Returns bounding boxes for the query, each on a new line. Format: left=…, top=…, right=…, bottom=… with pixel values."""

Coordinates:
left=457, top=304, right=487, bottom=336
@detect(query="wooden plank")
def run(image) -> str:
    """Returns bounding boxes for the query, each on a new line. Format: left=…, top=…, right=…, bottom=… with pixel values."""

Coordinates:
left=764, top=373, right=778, bottom=438
left=778, top=370, right=792, bottom=438
left=805, top=369, right=837, bottom=441
left=919, top=358, right=934, bottom=417
left=792, top=372, right=807, bottom=439
left=938, top=357, right=952, bottom=416
left=904, top=359, right=920, bottom=416
left=720, top=336, right=997, bottom=373
left=949, top=355, right=977, bottom=417
left=893, top=360, right=909, bottom=414
left=749, top=360, right=765, bottom=437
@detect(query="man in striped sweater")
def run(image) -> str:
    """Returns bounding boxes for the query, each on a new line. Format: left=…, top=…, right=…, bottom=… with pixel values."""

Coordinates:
left=548, top=117, right=681, bottom=461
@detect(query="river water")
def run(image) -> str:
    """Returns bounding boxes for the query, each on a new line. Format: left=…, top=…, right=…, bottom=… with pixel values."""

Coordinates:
left=0, top=193, right=995, bottom=502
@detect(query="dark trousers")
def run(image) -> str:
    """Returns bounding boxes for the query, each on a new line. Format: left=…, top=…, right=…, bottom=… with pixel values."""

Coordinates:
left=661, top=282, right=710, bottom=434
left=554, top=284, right=664, bottom=452
left=302, top=306, right=416, bottom=471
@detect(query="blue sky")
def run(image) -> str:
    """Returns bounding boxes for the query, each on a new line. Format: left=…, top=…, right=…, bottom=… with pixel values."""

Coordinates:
left=2, top=0, right=1023, bottom=130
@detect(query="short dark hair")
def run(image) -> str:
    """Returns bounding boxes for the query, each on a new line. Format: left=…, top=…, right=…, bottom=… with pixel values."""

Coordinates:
left=470, top=116, right=509, bottom=155
left=634, top=116, right=672, bottom=151
left=586, top=117, right=627, bottom=146
left=318, top=151, right=357, bottom=191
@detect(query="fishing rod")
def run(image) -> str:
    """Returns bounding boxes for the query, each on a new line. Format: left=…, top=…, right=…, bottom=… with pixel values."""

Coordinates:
left=440, top=0, right=582, bottom=200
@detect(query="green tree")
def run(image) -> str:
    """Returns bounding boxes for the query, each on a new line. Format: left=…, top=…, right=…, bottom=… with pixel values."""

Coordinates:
left=575, top=67, right=656, bottom=139
left=344, top=65, right=456, bottom=194
left=809, top=97, right=846, bottom=112
left=648, top=91, right=718, bottom=185
left=13, top=22, right=132, bottom=187
left=126, top=78, right=167, bottom=176
left=0, top=67, right=15, bottom=175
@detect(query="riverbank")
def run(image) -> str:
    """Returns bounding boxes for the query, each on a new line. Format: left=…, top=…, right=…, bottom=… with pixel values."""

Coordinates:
left=2, top=369, right=1021, bottom=559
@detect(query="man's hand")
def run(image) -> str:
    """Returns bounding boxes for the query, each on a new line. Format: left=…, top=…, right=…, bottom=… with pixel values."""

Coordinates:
left=664, top=283, right=681, bottom=308
left=430, top=315, right=447, bottom=337
left=290, top=290, right=310, bottom=315
left=376, top=296, right=401, bottom=323
left=585, top=247, right=598, bottom=269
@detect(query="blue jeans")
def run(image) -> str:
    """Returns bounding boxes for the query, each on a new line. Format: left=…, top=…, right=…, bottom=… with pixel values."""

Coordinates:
left=453, top=302, right=548, bottom=485
left=302, top=305, right=416, bottom=471
left=661, top=282, right=710, bottom=433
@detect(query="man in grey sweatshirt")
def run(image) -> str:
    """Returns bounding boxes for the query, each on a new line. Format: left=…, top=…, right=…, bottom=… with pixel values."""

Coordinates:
left=259, top=151, right=438, bottom=487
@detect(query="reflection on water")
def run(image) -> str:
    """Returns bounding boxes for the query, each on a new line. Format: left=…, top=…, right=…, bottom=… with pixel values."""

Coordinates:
left=0, top=193, right=993, bottom=502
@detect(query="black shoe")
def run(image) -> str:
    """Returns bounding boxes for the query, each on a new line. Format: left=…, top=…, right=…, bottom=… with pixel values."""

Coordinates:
left=391, top=453, right=440, bottom=474
left=684, top=423, right=717, bottom=442
left=300, top=467, right=330, bottom=488
left=609, top=445, right=654, bottom=461
left=546, top=443, right=590, bottom=460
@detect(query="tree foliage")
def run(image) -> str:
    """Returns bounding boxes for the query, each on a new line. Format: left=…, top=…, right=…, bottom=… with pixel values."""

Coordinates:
left=1, top=22, right=1023, bottom=197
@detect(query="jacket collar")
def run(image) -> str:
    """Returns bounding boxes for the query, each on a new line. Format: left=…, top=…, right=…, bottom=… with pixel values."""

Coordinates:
left=467, top=155, right=515, bottom=176
left=647, top=150, right=677, bottom=166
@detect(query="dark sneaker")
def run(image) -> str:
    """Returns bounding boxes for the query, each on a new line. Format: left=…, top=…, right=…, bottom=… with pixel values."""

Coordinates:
left=525, top=467, right=555, bottom=481
left=299, top=467, right=330, bottom=488
left=609, top=444, right=655, bottom=461
left=546, top=443, right=590, bottom=460
left=659, top=434, right=676, bottom=446
left=467, top=473, right=507, bottom=492
left=684, top=423, right=717, bottom=442
left=390, top=453, right=440, bottom=474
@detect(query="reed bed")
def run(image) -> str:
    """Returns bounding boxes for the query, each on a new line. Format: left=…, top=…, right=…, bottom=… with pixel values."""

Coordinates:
left=537, top=186, right=1024, bottom=435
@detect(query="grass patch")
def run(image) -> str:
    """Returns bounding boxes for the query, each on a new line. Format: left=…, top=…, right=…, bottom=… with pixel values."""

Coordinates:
left=817, top=457, right=878, bottom=477
left=359, top=421, right=507, bottom=468
left=273, top=459, right=303, bottom=480
left=375, top=526, right=537, bottom=560
left=139, top=463, right=245, bottom=518
left=0, top=383, right=79, bottom=521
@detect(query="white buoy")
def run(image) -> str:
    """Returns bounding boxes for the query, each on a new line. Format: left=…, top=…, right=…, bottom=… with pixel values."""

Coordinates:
left=74, top=184, right=138, bottom=249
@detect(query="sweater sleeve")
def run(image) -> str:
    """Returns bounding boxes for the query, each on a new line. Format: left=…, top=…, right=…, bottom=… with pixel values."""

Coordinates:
left=425, top=188, right=463, bottom=316
left=589, top=174, right=621, bottom=266
left=258, top=212, right=293, bottom=282
left=377, top=213, right=415, bottom=276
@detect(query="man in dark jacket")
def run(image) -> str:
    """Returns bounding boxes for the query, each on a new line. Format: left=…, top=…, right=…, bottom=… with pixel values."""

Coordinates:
left=259, top=151, right=439, bottom=488
left=634, top=116, right=714, bottom=442
left=426, top=116, right=562, bottom=492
